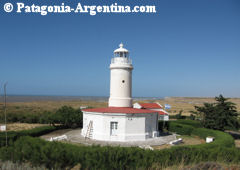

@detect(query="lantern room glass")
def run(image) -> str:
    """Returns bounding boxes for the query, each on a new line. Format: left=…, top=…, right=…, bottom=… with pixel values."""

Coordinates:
left=114, top=52, right=129, bottom=58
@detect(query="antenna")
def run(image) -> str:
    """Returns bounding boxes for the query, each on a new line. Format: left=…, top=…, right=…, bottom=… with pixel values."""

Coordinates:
left=3, top=82, right=8, bottom=147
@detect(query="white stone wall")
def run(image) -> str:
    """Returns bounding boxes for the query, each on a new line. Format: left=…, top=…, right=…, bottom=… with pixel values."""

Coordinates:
left=125, top=114, right=146, bottom=141
left=133, top=103, right=169, bottom=121
left=82, top=111, right=158, bottom=141
left=108, top=57, right=133, bottom=108
left=149, top=109, right=169, bottom=121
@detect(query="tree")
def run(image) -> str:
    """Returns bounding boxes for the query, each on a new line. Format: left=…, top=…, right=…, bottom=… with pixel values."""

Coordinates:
left=194, top=95, right=240, bottom=131
left=51, top=106, right=83, bottom=128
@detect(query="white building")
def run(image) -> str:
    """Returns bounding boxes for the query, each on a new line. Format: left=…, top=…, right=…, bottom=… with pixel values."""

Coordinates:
left=82, top=43, right=159, bottom=141
left=133, top=103, right=169, bottom=121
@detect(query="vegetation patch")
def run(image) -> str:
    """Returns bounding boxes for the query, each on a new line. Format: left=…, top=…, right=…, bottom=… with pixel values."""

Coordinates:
left=0, top=126, right=57, bottom=147
left=0, top=119, right=238, bottom=169
left=5, top=123, right=47, bottom=131
left=0, top=106, right=83, bottom=129
left=177, top=135, right=205, bottom=146
left=0, top=97, right=239, bottom=169
left=235, top=140, right=240, bottom=148
left=169, top=122, right=194, bottom=135
left=0, top=160, right=46, bottom=170
left=192, top=95, right=240, bottom=131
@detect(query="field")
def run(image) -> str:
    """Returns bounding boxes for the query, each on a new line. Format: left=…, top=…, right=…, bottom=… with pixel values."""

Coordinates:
left=152, top=97, right=240, bottom=116
left=0, top=96, right=240, bottom=117
left=0, top=97, right=108, bottom=116
left=6, top=123, right=47, bottom=131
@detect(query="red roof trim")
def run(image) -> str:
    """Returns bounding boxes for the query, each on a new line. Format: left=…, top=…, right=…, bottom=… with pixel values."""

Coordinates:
left=138, top=103, right=162, bottom=109
left=83, top=107, right=157, bottom=114
left=158, top=111, right=168, bottom=115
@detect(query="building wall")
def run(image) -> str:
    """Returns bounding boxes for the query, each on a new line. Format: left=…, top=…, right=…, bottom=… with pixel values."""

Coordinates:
left=132, top=103, right=169, bottom=121
left=149, top=109, right=169, bottom=121
left=109, top=64, right=133, bottom=107
left=82, top=111, right=158, bottom=141
left=146, top=113, right=159, bottom=138
left=125, top=114, right=146, bottom=141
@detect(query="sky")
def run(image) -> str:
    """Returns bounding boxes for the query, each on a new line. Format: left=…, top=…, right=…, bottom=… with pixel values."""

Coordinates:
left=0, top=0, right=240, bottom=98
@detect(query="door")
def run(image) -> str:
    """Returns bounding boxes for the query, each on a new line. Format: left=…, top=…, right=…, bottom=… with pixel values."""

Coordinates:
left=110, top=122, right=118, bottom=136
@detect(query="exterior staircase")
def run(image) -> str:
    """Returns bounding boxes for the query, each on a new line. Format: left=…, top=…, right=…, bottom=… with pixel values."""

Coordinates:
left=85, top=120, right=93, bottom=139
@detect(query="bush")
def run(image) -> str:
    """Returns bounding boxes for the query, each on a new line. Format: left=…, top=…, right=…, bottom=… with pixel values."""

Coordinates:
left=191, top=128, right=235, bottom=148
left=169, top=120, right=234, bottom=148
left=169, top=122, right=194, bottom=135
left=0, top=133, right=238, bottom=170
left=0, top=111, right=55, bottom=124
left=0, top=106, right=83, bottom=129
left=169, top=115, right=187, bottom=120
left=0, top=120, right=237, bottom=169
left=0, top=126, right=57, bottom=147
left=51, top=106, right=83, bottom=128
left=194, top=95, right=240, bottom=131
left=158, top=121, right=169, bottom=132
left=174, top=119, right=202, bottom=128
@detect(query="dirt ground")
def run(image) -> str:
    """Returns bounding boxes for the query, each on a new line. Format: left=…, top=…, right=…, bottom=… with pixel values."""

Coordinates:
left=0, top=123, right=48, bottom=131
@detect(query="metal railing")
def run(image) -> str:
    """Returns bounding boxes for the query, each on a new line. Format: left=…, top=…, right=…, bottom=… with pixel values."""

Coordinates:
left=111, top=57, right=132, bottom=64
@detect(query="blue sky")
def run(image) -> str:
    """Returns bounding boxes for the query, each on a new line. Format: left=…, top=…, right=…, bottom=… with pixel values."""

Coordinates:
left=0, top=0, right=240, bottom=97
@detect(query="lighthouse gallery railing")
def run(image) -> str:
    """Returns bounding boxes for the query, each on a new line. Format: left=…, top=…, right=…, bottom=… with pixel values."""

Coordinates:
left=111, top=57, right=132, bottom=64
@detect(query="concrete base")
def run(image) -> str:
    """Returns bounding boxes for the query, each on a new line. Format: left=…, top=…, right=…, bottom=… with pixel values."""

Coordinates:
left=41, top=128, right=177, bottom=147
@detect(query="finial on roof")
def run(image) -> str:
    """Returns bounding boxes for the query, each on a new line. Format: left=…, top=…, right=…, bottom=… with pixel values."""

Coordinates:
left=114, top=43, right=128, bottom=53
left=119, top=43, right=123, bottom=48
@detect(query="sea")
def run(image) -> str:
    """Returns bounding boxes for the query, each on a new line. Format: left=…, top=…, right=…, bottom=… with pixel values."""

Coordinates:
left=3, top=95, right=163, bottom=103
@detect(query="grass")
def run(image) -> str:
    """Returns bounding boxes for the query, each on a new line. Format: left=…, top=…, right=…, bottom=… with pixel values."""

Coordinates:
left=0, top=97, right=240, bottom=117
left=235, top=139, right=240, bottom=148
left=177, top=135, right=205, bottom=146
left=163, top=161, right=240, bottom=170
left=1, top=160, right=240, bottom=170
left=152, top=135, right=205, bottom=150
left=5, top=123, right=48, bottom=131
left=152, top=144, right=172, bottom=150
left=140, top=97, right=240, bottom=116
left=0, top=161, right=46, bottom=170
left=0, top=100, right=108, bottom=116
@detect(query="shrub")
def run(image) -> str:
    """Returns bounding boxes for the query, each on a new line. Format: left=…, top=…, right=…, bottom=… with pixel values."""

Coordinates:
left=0, top=133, right=238, bottom=170
left=169, top=122, right=194, bottom=135
left=0, top=106, right=83, bottom=128
left=191, top=128, right=235, bottom=148
left=0, top=120, right=238, bottom=169
left=158, top=121, right=169, bottom=132
left=0, top=111, right=55, bottom=124
left=51, top=106, right=83, bottom=128
left=169, top=120, right=234, bottom=148
left=194, top=95, right=240, bottom=131
left=0, top=126, right=57, bottom=147
left=174, top=119, right=202, bottom=128
left=169, top=115, right=188, bottom=120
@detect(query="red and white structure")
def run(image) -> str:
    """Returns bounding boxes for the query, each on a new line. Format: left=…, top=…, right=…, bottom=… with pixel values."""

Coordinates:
left=82, top=44, right=159, bottom=141
left=133, top=103, right=169, bottom=121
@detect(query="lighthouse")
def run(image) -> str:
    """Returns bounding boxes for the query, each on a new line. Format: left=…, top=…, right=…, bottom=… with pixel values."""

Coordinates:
left=109, top=43, right=133, bottom=107
left=82, top=43, right=159, bottom=141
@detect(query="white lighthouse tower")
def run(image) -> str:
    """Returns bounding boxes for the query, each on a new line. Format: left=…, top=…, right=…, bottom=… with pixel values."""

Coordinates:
left=109, top=43, right=133, bottom=107
left=81, top=43, right=159, bottom=141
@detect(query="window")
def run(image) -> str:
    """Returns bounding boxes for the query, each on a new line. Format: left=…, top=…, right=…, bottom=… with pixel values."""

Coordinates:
left=110, top=122, right=118, bottom=136
left=120, top=52, right=123, bottom=57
